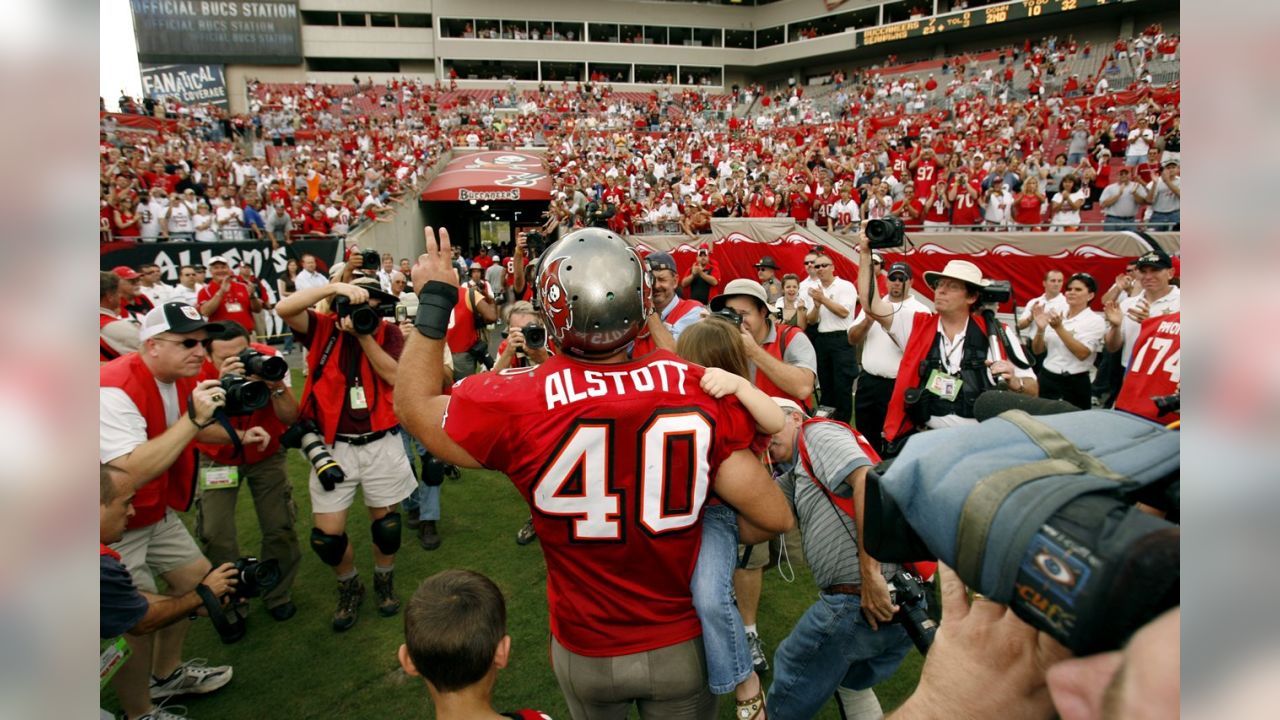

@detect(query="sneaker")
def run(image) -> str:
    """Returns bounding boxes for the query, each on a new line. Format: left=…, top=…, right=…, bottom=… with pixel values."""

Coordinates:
left=746, top=631, right=769, bottom=675
left=515, top=517, right=538, bottom=546
left=373, top=570, right=401, bottom=617
left=149, top=659, right=233, bottom=701
left=418, top=521, right=441, bottom=551
left=137, top=703, right=189, bottom=720
left=332, top=576, right=365, bottom=632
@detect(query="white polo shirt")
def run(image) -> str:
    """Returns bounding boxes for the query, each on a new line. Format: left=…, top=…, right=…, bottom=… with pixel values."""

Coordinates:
left=1017, top=292, right=1069, bottom=341
left=811, top=277, right=859, bottom=332
left=1042, top=309, right=1106, bottom=375
left=858, top=294, right=930, bottom=379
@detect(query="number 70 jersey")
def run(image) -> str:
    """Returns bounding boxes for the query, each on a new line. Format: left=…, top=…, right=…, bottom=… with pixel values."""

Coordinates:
left=443, top=350, right=758, bottom=657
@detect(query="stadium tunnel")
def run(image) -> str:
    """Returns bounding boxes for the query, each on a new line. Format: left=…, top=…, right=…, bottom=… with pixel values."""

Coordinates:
left=419, top=150, right=551, bottom=254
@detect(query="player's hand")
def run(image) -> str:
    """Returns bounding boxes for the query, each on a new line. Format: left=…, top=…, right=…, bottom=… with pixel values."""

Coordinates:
left=699, top=367, right=745, bottom=399
left=860, top=571, right=898, bottom=631
left=414, top=226, right=459, bottom=290
left=239, top=426, right=271, bottom=451
left=200, top=563, right=240, bottom=600
left=331, top=282, right=369, bottom=304
left=191, top=379, right=226, bottom=424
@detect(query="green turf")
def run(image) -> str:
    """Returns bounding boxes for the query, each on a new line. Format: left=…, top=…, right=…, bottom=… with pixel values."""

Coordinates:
left=103, top=371, right=922, bottom=719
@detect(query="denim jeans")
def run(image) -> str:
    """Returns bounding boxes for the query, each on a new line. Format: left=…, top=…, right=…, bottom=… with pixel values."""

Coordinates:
left=399, top=428, right=440, bottom=522
left=1067, top=152, right=1085, bottom=166
left=1147, top=210, right=1179, bottom=231
left=767, top=592, right=912, bottom=720
left=691, top=503, right=752, bottom=695
left=1103, top=216, right=1136, bottom=231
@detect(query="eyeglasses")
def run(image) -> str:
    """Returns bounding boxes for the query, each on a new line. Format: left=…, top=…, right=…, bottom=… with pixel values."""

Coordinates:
left=152, top=337, right=206, bottom=349
left=803, top=261, right=815, bottom=266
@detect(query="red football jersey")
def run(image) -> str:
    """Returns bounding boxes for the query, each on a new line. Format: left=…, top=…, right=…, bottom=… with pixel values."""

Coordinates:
left=444, top=350, right=757, bottom=657
left=1115, top=312, right=1180, bottom=423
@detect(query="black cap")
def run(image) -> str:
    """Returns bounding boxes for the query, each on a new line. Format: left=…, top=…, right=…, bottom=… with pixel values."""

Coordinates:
left=1135, top=251, right=1173, bottom=270
left=754, top=255, right=780, bottom=270
left=887, top=262, right=913, bottom=279
left=646, top=251, right=677, bottom=273
left=140, top=302, right=226, bottom=341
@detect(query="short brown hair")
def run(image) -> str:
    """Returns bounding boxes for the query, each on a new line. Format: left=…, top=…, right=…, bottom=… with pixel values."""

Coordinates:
left=676, top=318, right=751, bottom=380
left=404, top=570, right=507, bottom=692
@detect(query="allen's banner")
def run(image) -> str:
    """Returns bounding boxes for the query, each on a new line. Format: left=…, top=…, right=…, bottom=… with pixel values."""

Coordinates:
left=100, top=238, right=344, bottom=288
left=140, top=64, right=229, bottom=109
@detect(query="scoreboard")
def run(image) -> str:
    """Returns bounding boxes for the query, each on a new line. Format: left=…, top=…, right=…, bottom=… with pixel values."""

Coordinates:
left=861, top=0, right=1110, bottom=46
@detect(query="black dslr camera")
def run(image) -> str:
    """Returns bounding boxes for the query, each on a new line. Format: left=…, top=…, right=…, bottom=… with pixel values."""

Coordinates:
left=237, top=349, right=287, bottom=381
left=503, top=322, right=547, bottom=351
left=332, top=295, right=382, bottom=335
left=360, top=249, right=381, bottom=271
left=709, top=308, right=743, bottom=327
left=220, top=375, right=269, bottom=416
left=281, top=420, right=346, bottom=491
left=525, top=230, right=547, bottom=257
left=199, top=556, right=282, bottom=644
left=890, top=571, right=938, bottom=654
left=864, top=215, right=906, bottom=250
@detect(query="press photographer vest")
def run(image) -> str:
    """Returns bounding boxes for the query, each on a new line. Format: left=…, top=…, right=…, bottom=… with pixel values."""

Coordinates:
left=195, top=342, right=288, bottom=465
left=884, top=314, right=995, bottom=443
left=300, top=314, right=398, bottom=444
left=100, top=312, right=122, bottom=362
left=100, top=353, right=199, bottom=529
left=755, top=322, right=814, bottom=412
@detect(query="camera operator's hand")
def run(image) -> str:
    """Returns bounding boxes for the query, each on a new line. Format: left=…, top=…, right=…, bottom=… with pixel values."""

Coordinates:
left=890, top=565, right=1070, bottom=720
left=986, top=359, right=1023, bottom=391
left=218, top=354, right=247, bottom=378
left=332, top=282, right=369, bottom=305
left=191, top=379, right=227, bottom=425
left=238, top=426, right=271, bottom=451
left=699, top=367, right=746, bottom=399
left=414, top=226, right=460, bottom=290
left=200, top=562, right=239, bottom=601
left=861, top=571, right=898, bottom=631
left=501, top=325, right=526, bottom=359
left=516, top=232, right=528, bottom=252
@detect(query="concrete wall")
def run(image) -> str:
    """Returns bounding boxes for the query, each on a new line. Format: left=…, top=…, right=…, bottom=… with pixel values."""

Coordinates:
left=300, top=26, right=434, bottom=59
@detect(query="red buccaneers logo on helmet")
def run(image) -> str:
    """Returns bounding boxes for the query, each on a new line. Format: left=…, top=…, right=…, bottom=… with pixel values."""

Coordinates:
left=538, top=256, right=574, bottom=341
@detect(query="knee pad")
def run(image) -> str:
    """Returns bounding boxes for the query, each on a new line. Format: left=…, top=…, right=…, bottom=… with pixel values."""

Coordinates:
left=421, top=455, right=446, bottom=487
left=309, top=528, right=349, bottom=567
left=370, top=512, right=402, bottom=555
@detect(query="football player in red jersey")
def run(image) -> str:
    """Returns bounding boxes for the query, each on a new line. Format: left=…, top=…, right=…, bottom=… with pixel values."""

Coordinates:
left=398, top=226, right=792, bottom=720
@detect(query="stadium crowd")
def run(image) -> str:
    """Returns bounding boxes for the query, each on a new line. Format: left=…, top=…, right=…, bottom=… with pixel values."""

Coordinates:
left=100, top=27, right=1179, bottom=720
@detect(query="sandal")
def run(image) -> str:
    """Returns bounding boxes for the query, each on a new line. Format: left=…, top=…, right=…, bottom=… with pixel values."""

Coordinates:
left=736, top=689, right=766, bottom=720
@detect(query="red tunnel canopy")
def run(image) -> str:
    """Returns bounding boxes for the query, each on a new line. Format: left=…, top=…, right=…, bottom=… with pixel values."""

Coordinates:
left=420, top=151, right=552, bottom=202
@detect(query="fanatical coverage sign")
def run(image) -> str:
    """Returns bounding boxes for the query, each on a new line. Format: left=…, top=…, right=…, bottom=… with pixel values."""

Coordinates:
left=140, top=64, right=229, bottom=109
left=100, top=238, right=343, bottom=287
left=130, top=0, right=302, bottom=65
left=421, top=152, right=553, bottom=202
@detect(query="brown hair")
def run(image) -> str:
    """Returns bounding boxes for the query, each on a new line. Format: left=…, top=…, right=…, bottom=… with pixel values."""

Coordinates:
left=676, top=318, right=751, bottom=379
left=404, top=569, right=507, bottom=693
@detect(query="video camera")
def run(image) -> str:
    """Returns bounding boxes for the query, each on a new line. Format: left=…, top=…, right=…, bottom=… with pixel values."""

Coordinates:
left=281, top=420, right=346, bottom=491
left=863, top=407, right=1180, bottom=656
left=198, top=556, right=281, bottom=644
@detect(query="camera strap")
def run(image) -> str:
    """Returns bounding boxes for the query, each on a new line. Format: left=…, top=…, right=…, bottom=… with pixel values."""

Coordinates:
left=299, top=329, right=341, bottom=419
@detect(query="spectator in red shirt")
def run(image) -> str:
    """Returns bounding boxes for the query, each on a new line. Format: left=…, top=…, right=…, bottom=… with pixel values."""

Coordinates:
left=891, top=184, right=925, bottom=231
left=1013, top=176, right=1047, bottom=229
left=198, top=256, right=261, bottom=332
left=301, top=208, right=332, bottom=236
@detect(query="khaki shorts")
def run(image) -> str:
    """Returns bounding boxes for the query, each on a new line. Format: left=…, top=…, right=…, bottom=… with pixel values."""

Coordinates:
left=309, top=431, right=416, bottom=514
left=112, top=508, right=205, bottom=593
left=737, top=540, right=770, bottom=571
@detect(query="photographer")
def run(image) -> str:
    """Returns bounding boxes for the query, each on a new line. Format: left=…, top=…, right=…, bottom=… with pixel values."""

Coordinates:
left=275, top=276, right=418, bottom=632
left=194, top=323, right=302, bottom=622
left=856, top=236, right=1037, bottom=452
left=763, top=398, right=913, bottom=720
left=493, top=301, right=550, bottom=372
left=100, top=302, right=270, bottom=719
left=100, top=464, right=239, bottom=720
left=447, top=263, right=499, bottom=381
left=197, top=256, right=262, bottom=333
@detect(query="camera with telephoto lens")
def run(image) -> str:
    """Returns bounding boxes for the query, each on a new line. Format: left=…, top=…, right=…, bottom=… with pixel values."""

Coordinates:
left=865, top=215, right=906, bottom=249
left=360, top=249, right=381, bottom=271
left=890, top=571, right=938, bottom=654
left=863, top=409, right=1179, bottom=656
left=237, top=349, right=287, bottom=381
left=281, top=420, right=346, bottom=491
left=332, top=295, right=381, bottom=335
left=220, top=374, right=269, bottom=416
left=522, top=323, right=547, bottom=350
left=231, top=557, right=281, bottom=600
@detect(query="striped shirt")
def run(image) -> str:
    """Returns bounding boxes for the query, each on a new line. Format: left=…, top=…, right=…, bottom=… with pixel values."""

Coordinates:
left=775, top=422, right=898, bottom=589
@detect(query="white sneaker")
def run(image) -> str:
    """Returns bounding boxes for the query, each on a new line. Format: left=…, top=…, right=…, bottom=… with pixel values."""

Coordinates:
left=138, top=703, right=189, bottom=719
left=149, top=659, right=232, bottom=700
left=746, top=631, right=769, bottom=674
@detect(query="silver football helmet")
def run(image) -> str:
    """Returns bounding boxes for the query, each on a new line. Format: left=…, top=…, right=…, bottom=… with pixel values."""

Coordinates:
left=535, top=228, right=653, bottom=358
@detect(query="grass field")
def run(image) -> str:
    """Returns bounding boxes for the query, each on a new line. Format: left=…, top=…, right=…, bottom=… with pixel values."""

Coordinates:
left=104, top=371, right=923, bottom=719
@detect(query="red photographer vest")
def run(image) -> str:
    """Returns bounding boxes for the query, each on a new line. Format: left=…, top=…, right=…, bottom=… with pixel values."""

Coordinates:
left=883, top=313, right=993, bottom=443
left=299, top=314, right=398, bottom=444
left=755, top=323, right=814, bottom=412
left=195, top=342, right=289, bottom=465
left=100, top=311, right=124, bottom=362
left=100, top=353, right=199, bottom=529
left=446, top=286, right=480, bottom=354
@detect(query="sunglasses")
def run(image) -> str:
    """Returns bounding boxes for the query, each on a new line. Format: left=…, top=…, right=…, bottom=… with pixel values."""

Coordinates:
left=152, top=336, right=206, bottom=349
left=812, top=263, right=833, bottom=269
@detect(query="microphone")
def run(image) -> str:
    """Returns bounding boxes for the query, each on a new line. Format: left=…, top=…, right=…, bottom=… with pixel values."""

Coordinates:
left=973, top=391, right=1081, bottom=422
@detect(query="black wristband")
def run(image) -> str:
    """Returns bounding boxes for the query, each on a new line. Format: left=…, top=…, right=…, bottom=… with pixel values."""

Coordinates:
left=414, top=281, right=458, bottom=339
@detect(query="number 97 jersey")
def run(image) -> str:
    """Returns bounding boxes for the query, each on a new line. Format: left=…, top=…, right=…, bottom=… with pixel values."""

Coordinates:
left=444, top=349, right=757, bottom=657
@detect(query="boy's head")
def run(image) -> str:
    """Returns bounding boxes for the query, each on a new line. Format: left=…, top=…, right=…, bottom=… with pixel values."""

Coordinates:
left=399, top=569, right=511, bottom=693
